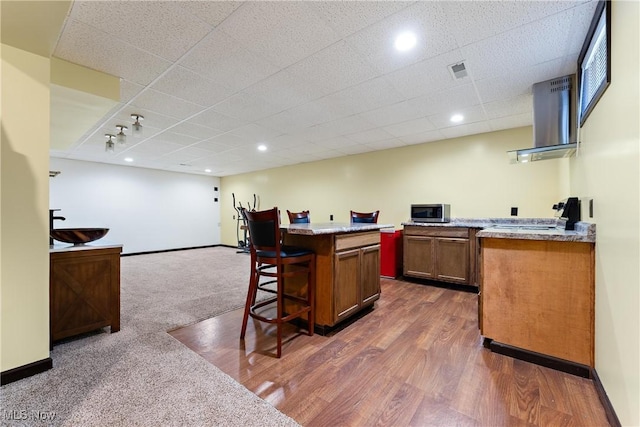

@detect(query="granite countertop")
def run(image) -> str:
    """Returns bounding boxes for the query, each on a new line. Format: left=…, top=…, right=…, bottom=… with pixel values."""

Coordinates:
left=285, top=222, right=395, bottom=236
left=50, top=240, right=124, bottom=253
left=403, top=218, right=596, bottom=243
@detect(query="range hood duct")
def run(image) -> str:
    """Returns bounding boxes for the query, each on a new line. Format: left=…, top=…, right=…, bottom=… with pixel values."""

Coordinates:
left=509, top=74, right=578, bottom=163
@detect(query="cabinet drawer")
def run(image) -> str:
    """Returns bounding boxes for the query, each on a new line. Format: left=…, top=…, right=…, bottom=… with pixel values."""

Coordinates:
left=335, top=232, right=380, bottom=251
left=404, top=226, right=468, bottom=238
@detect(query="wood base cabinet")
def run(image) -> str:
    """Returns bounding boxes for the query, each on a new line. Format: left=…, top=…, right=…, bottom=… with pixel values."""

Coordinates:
left=285, top=231, right=381, bottom=327
left=50, top=246, right=121, bottom=343
left=403, top=226, right=477, bottom=286
left=480, top=238, right=594, bottom=367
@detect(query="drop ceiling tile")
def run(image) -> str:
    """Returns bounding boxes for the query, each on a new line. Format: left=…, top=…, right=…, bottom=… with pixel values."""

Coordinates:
left=346, top=128, right=396, bottom=144
left=362, top=138, right=407, bottom=151
left=69, top=1, right=214, bottom=61
left=489, top=114, right=533, bottom=132
left=216, top=1, right=340, bottom=68
left=440, top=121, right=492, bottom=139
left=310, top=1, right=413, bottom=38
left=229, top=124, right=283, bottom=142
left=154, top=131, right=202, bottom=147
left=178, top=1, right=242, bottom=27
left=443, top=1, right=579, bottom=48
left=385, top=50, right=467, bottom=99
left=255, top=110, right=314, bottom=134
left=286, top=40, right=381, bottom=96
left=189, top=109, right=247, bottom=132
left=204, top=133, right=252, bottom=149
left=322, top=77, right=406, bottom=116
left=130, top=89, right=203, bottom=121
left=428, top=105, right=487, bottom=129
left=170, top=121, right=224, bottom=140
left=180, top=30, right=280, bottom=93
left=335, top=144, right=374, bottom=156
left=190, top=140, right=235, bottom=153
left=211, top=92, right=281, bottom=122
left=383, top=116, right=436, bottom=138
left=313, top=136, right=361, bottom=150
left=263, top=134, right=308, bottom=150
left=345, top=1, right=458, bottom=74
left=120, top=80, right=144, bottom=103
left=358, top=100, right=431, bottom=128
left=318, top=115, right=377, bottom=136
left=150, top=66, right=234, bottom=107
left=54, top=19, right=172, bottom=86
left=398, top=129, right=446, bottom=146
left=127, top=140, right=185, bottom=157
left=564, top=2, right=600, bottom=55
left=483, top=95, right=533, bottom=120
left=243, top=69, right=327, bottom=112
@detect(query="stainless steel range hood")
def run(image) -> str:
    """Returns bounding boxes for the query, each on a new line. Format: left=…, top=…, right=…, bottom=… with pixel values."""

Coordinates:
left=508, top=74, right=578, bottom=163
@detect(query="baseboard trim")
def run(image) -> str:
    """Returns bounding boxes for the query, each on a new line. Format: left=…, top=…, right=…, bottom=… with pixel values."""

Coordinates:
left=591, top=368, right=622, bottom=427
left=400, top=276, right=479, bottom=294
left=121, top=244, right=220, bottom=257
left=485, top=339, right=591, bottom=378
left=1, top=358, right=53, bottom=385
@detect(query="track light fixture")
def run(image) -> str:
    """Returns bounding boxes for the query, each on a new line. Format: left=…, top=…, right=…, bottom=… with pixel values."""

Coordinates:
left=115, top=125, right=128, bottom=145
left=131, top=114, right=144, bottom=137
left=105, top=134, right=116, bottom=153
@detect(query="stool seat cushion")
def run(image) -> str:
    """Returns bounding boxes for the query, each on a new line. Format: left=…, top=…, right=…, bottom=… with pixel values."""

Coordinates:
left=256, top=245, right=313, bottom=258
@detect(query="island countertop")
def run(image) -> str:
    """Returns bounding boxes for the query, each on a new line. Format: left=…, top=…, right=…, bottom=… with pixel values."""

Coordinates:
left=285, top=222, right=394, bottom=236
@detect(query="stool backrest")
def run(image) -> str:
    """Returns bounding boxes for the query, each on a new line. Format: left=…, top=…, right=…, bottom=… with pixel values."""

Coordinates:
left=245, top=207, right=280, bottom=250
left=287, top=210, right=310, bottom=224
left=350, top=210, right=379, bottom=223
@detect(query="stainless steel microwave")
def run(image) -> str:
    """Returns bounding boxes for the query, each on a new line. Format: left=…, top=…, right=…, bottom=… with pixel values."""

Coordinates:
left=411, top=204, right=450, bottom=223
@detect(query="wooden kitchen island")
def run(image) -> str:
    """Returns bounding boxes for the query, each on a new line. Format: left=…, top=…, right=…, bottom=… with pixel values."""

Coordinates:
left=283, top=222, right=393, bottom=334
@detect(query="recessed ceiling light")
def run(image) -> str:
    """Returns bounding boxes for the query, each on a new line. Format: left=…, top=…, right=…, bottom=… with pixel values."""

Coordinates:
left=205, top=169, right=212, bottom=173
left=450, top=114, right=464, bottom=123
left=257, top=144, right=267, bottom=152
left=124, top=157, right=133, bottom=162
left=394, top=32, right=417, bottom=52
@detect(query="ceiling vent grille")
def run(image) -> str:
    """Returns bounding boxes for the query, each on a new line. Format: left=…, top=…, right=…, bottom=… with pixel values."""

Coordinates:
left=448, top=61, right=468, bottom=80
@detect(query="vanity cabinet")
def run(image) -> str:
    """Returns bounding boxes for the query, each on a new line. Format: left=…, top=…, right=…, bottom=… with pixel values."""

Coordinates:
left=50, top=246, right=121, bottom=343
left=403, top=226, right=477, bottom=286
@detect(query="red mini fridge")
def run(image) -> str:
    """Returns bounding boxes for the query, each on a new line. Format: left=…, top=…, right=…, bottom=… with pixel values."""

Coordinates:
left=380, top=229, right=403, bottom=278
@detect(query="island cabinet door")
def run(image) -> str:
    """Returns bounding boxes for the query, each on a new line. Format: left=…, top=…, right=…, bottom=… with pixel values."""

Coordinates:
left=361, top=244, right=381, bottom=304
left=403, top=235, right=435, bottom=279
left=334, top=248, right=361, bottom=322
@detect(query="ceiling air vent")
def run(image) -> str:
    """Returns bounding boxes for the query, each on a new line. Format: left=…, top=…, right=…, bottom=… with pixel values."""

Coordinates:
left=448, top=61, right=468, bottom=80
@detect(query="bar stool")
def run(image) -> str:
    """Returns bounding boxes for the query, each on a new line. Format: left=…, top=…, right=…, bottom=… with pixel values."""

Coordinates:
left=240, top=207, right=315, bottom=358
left=287, top=210, right=310, bottom=224
left=350, top=210, right=380, bottom=223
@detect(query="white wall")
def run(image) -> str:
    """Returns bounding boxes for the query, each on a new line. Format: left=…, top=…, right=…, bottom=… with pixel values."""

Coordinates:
left=49, top=158, right=221, bottom=254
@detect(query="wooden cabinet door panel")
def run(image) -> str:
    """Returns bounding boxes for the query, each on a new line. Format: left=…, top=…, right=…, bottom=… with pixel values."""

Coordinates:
left=334, top=249, right=360, bottom=322
left=403, top=236, right=435, bottom=278
left=435, top=238, right=469, bottom=283
left=361, top=244, right=381, bottom=305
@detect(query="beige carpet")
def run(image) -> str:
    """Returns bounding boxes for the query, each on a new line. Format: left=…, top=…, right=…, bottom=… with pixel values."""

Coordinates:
left=1, top=247, right=298, bottom=427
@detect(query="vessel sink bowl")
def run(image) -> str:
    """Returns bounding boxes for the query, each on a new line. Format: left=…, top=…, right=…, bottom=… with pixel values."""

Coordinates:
left=50, top=228, right=109, bottom=245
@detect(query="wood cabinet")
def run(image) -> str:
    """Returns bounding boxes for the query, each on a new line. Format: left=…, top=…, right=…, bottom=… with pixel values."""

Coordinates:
left=334, top=234, right=381, bottom=322
left=50, top=246, right=121, bottom=343
left=284, top=230, right=381, bottom=328
left=479, top=237, right=594, bottom=367
left=403, top=226, right=477, bottom=286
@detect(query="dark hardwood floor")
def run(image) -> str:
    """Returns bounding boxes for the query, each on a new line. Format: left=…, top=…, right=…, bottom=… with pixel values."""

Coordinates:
left=169, top=279, right=609, bottom=426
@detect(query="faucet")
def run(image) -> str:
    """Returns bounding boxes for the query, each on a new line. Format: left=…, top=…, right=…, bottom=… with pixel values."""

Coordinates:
left=49, top=209, right=66, bottom=245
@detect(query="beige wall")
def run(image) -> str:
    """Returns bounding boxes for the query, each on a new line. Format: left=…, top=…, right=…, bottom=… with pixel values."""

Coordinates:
left=1, top=44, right=51, bottom=371
left=221, top=126, right=569, bottom=246
left=570, top=1, right=640, bottom=424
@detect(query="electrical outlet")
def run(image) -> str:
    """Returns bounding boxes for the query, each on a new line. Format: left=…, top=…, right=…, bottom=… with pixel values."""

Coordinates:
left=233, top=215, right=236, bottom=220
left=510, top=207, right=518, bottom=216
left=330, top=214, right=334, bottom=221
left=589, top=199, right=594, bottom=218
